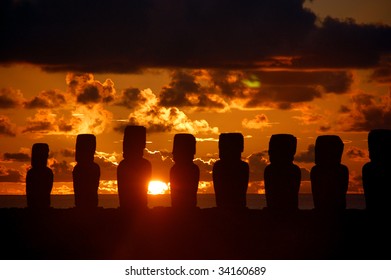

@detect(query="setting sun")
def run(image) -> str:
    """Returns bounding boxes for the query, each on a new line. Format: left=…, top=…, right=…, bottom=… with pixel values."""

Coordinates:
left=148, top=180, right=169, bottom=195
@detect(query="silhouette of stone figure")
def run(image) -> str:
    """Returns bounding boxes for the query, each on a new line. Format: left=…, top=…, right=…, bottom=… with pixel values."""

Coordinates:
left=362, top=129, right=391, bottom=212
left=117, top=125, right=152, bottom=210
left=311, top=135, right=349, bottom=211
left=26, top=143, right=53, bottom=208
left=170, top=134, right=200, bottom=208
left=72, top=134, right=100, bottom=208
left=213, top=133, right=249, bottom=209
left=264, top=134, right=301, bottom=211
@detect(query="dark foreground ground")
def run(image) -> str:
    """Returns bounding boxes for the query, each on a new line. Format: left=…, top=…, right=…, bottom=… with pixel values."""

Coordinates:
left=0, top=207, right=389, bottom=260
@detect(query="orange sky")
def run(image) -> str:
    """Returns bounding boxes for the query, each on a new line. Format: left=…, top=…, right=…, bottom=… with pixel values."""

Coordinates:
left=0, top=0, right=390, bottom=194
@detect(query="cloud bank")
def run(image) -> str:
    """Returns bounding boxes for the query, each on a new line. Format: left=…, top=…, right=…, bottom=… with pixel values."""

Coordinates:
left=337, top=92, right=391, bottom=131
left=1, top=0, right=390, bottom=72
left=117, top=88, right=219, bottom=135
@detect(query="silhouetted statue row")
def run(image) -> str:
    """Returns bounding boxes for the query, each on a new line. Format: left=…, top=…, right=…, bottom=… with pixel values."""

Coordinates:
left=25, top=126, right=391, bottom=213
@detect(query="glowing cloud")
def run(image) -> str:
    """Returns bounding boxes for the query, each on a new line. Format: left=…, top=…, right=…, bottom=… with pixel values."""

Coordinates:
left=0, top=165, right=24, bottom=182
left=126, top=89, right=219, bottom=135
left=71, top=104, right=113, bottom=135
left=242, top=114, right=274, bottom=130
left=24, top=90, right=67, bottom=109
left=0, top=88, right=24, bottom=109
left=0, top=115, right=17, bottom=137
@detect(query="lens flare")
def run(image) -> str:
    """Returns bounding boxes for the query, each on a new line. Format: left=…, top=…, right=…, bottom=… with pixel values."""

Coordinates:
left=242, top=75, right=261, bottom=88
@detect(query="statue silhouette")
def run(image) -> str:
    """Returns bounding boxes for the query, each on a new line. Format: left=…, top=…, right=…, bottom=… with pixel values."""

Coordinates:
left=311, top=135, right=349, bottom=211
left=72, top=134, right=100, bottom=208
left=213, top=133, right=249, bottom=209
left=117, top=125, right=152, bottom=210
left=26, top=143, right=53, bottom=208
left=170, top=134, right=200, bottom=209
left=264, top=134, right=301, bottom=211
left=362, top=129, right=391, bottom=212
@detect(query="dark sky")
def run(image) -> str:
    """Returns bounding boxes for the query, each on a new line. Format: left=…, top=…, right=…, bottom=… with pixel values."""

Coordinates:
left=1, top=0, right=390, bottom=72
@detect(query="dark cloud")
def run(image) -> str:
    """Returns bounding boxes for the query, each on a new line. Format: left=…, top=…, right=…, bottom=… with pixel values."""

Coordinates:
left=66, top=73, right=116, bottom=105
left=94, top=156, right=117, bottom=181
left=339, top=105, right=351, bottom=113
left=370, top=56, right=391, bottom=84
left=246, top=86, right=322, bottom=109
left=300, top=167, right=310, bottom=181
left=319, top=125, right=331, bottom=132
left=1, top=1, right=389, bottom=72
left=346, top=146, right=369, bottom=162
left=246, top=152, right=269, bottom=181
left=77, top=85, right=100, bottom=104
left=3, top=152, right=30, bottom=162
left=49, top=148, right=75, bottom=159
left=348, top=171, right=364, bottom=193
left=250, top=71, right=353, bottom=94
left=209, top=70, right=248, bottom=98
left=0, top=88, right=23, bottom=109
left=295, top=144, right=315, bottom=163
left=160, top=71, right=201, bottom=107
left=24, top=90, right=66, bottom=109
left=0, top=115, right=17, bottom=137
left=242, top=114, right=272, bottom=130
left=0, top=165, right=23, bottom=182
left=338, top=93, right=391, bottom=131
left=292, top=17, right=391, bottom=69
left=49, top=159, right=73, bottom=182
left=23, top=121, right=54, bottom=133
left=59, top=122, right=74, bottom=132
left=159, top=70, right=227, bottom=109
left=116, top=88, right=144, bottom=109
left=59, top=149, right=76, bottom=158
left=113, top=123, right=131, bottom=135
left=194, top=158, right=214, bottom=182
left=156, top=69, right=353, bottom=111
left=370, top=66, right=391, bottom=84
left=208, top=70, right=353, bottom=110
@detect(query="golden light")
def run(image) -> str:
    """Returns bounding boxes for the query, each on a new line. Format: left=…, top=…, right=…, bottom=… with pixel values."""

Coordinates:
left=148, top=180, right=169, bottom=195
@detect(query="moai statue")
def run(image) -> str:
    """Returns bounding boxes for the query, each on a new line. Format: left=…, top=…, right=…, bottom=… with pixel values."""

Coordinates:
left=264, top=134, right=301, bottom=211
left=311, top=135, right=349, bottom=211
left=73, top=134, right=100, bottom=208
left=26, top=143, right=53, bottom=208
left=213, top=133, right=249, bottom=209
left=170, top=134, right=200, bottom=209
left=362, top=129, right=391, bottom=212
left=117, top=125, right=152, bottom=210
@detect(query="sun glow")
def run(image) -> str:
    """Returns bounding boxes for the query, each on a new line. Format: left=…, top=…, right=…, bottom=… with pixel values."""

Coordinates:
left=148, top=180, right=169, bottom=195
